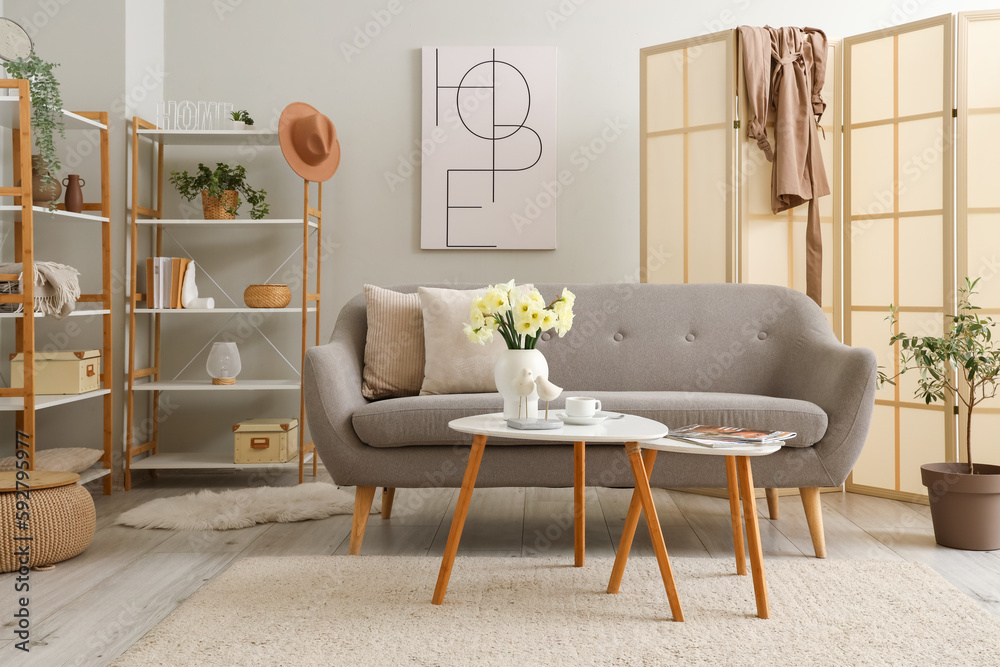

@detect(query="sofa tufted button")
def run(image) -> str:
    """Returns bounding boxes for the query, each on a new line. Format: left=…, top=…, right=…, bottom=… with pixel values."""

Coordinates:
left=685, top=333, right=695, bottom=342
left=758, top=332, right=767, bottom=340
left=541, top=332, right=551, bottom=342
left=613, top=333, right=623, bottom=342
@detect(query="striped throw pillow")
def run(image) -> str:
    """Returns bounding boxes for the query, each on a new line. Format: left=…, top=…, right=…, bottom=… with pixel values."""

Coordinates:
left=362, top=285, right=426, bottom=400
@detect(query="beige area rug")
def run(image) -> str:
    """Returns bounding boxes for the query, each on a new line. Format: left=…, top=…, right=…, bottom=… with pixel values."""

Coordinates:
left=115, top=484, right=380, bottom=530
left=116, top=556, right=1000, bottom=666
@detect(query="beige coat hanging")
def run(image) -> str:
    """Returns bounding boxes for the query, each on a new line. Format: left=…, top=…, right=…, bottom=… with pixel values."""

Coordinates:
left=739, top=25, right=830, bottom=305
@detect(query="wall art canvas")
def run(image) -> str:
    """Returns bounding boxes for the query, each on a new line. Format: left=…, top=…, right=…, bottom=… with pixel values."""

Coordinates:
left=421, top=46, right=557, bottom=249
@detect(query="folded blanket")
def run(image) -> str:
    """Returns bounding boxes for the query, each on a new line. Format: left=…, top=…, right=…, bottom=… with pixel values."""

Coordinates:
left=0, top=261, right=81, bottom=319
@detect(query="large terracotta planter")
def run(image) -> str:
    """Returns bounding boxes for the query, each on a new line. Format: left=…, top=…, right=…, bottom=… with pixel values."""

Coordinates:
left=921, top=462, right=1000, bottom=550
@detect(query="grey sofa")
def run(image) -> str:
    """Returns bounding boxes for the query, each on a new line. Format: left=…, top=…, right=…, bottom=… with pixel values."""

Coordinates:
left=304, top=283, right=877, bottom=558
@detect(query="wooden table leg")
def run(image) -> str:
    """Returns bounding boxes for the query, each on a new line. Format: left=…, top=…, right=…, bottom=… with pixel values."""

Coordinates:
left=574, top=441, right=585, bottom=567
left=625, top=442, right=683, bottom=622
left=432, top=434, right=488, bottom=605
left=736, top=456, right=770, bottom=619
left=725, top=455, right=747, bottom=576
left=607, top=448, right=657, bottom=594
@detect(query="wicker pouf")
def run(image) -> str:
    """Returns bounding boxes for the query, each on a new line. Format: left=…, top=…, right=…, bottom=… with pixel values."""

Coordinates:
left=0, top=471, right=95, bottom=572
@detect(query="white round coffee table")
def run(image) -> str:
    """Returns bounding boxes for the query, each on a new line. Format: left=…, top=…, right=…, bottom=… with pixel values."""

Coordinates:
left=607, top=437, right=781, bottom=620
left=432, top=413, right=669, bottom=607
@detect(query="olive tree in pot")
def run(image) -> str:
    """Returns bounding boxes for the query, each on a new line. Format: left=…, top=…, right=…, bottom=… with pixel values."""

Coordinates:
left=169, top=162, right=269, bottom=220
left=880, top=278, right=1000, bottom=550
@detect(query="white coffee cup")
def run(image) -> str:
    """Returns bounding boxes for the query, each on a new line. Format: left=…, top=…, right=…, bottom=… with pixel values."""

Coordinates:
left=565, top=396, right=602, bottom=418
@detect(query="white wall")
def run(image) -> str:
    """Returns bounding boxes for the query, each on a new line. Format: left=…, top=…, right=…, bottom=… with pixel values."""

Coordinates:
left=162, top=0, right=1000, bottom=326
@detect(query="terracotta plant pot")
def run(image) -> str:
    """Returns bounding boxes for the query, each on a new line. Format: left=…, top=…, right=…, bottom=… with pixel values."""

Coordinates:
left=32, top=155, right=62, bottom=205
left=201, top=190, right=238, bottom=220
left=921, top=462, right=1000, bottom=550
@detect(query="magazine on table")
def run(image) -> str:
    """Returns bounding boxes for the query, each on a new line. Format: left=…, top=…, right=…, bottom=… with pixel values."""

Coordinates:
left=666, top=424, right=797, bottom=449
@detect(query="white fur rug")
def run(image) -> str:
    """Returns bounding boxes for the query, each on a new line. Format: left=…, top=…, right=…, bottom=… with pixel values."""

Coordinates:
left=115, top=557, right=1000, bottom=666
left=115, top=483, right=380, bottom=530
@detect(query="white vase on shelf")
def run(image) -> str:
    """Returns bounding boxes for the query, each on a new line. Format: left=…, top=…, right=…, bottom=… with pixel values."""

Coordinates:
left=494, top=348, right=548, bottom=419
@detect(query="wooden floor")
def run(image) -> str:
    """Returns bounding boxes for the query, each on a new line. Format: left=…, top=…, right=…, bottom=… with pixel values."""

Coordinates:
left=3, top=467, right=1000, bottom=665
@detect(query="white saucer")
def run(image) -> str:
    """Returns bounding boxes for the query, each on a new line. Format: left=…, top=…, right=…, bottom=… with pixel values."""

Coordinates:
left=556, top=411, right=611, bottom=426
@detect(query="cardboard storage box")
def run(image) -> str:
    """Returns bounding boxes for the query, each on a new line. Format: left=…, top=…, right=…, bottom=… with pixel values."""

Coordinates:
left=233, top=418, right=299, bottom=464
left=11, top=350, right=101, bottom=395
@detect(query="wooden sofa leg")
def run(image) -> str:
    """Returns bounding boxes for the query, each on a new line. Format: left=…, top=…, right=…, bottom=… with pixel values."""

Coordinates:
left=350, top=486, right=377, bottom=555
left=765, top=488, right=779, bottom=520
left=382, top=487, right=396, bottom=520
left=799, top=487, right=827, bottom=558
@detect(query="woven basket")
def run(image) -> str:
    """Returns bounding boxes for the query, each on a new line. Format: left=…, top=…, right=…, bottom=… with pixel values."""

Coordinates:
left=0, top=482, right=95, bottom=572
left=201, top=189, right=239, bottom=220
left=244, top=284, right=292, bottom=308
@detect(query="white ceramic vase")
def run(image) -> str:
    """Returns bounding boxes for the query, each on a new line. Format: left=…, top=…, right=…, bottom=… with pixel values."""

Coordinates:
left=494, top=348, right=548, bottom=420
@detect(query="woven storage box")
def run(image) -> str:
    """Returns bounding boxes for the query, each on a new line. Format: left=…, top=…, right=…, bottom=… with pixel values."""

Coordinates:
left=234, top=418, right=299, bottom=464
left=201, top=189, right=238, bottom=220
left=0, top=472, right=95, bottom=572
left=244, top=284, right=292, bottom=308
left=11, top=350, right=101, bottom=395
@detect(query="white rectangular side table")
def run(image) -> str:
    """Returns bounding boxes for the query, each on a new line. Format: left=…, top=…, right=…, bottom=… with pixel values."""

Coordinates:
left=607, top=437, right=782, bottom=620
left=434, top=413, right=669, bottom=606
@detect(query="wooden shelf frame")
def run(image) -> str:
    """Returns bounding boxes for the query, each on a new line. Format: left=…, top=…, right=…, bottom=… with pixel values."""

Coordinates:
left=125, top=117, right=322, bottom=489
left=0, top=87, right=114, bottom=494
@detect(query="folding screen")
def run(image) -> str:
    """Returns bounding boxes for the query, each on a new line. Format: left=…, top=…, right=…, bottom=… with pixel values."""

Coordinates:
left=640, top=31, right=736, bottom=284
left=957, top=10, right=1000, bottom=468
left=843, top=15, right=955, bottom=500
left=738, top=42, right=842, bottom=336
left=641, top=16, right=986, bottom=501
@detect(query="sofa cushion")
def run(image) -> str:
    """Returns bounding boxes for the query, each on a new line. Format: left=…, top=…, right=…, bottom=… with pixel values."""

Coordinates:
left=418, top=286, right=500, bottom=395
left=352, top=391, right=828, bottom=448
left=361, top=285, right=426, bottom=400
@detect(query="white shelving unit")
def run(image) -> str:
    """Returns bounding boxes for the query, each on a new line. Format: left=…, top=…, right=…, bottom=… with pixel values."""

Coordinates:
left=133, top=307, right=316, bottom=315
left=0, top=82, right=114, bottom=494
left=130, top=450, right=314, bottom=471
left=132, top=380, right=301, bottom=392
left=125, top=117, right=323, bottom=488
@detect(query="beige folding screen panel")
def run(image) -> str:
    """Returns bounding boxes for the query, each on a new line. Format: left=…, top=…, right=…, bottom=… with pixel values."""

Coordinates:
left=844, top=16, right=955, bottom=501
left=958, top=10, right=1000, bottom=469
left=738, top=42, right=842, bottom=335
left=640, top=31, right=736, bottom=284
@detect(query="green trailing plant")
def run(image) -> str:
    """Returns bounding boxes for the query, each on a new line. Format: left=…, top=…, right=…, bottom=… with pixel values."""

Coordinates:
left=878, top=278, right=1000, bottom=474
left=230, top=109, right=253, bottom=125
left=5, top=52, right=66, bottom=206
left=169, top=162, right=269, bottom=219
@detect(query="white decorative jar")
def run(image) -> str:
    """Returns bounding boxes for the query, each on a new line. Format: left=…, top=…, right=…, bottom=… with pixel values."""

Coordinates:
left=494, top=348, right=548, bottom=420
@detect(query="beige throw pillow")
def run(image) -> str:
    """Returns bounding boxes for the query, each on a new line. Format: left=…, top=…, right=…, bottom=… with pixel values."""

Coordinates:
left=0, top=447, right=103, bottom=473
left=418, top=286, right=509, bottom=395
left=362, top=285, right=426, bottom=400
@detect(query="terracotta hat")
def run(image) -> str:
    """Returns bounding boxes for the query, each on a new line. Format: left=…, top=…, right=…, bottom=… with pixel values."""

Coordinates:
left=279, top=102, right=341, bottom=182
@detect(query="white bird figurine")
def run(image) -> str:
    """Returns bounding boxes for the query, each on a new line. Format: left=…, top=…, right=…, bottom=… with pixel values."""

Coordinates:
left=514, top=369, right=536, bottom=419
left=534, top=375, right=562, bottom=421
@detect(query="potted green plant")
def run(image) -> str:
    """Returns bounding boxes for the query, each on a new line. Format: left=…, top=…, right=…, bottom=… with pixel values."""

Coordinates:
left=229, top=109, right=253, bottom=131
left=880, top=277, right=1000, bottom=550
left=5, top=52, right=66, bottom=208
left=169, top=162, right=269, bottom=220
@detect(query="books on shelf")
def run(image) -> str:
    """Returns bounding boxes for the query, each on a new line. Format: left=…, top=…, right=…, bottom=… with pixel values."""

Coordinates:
left=145, top=257, right=190, bottom=308
left=666, top=424, right=797, bottom=449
